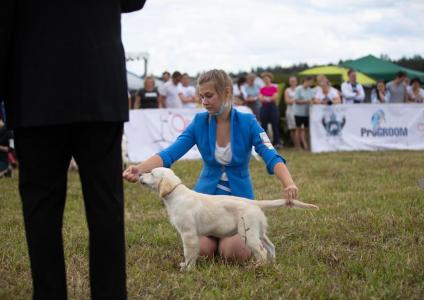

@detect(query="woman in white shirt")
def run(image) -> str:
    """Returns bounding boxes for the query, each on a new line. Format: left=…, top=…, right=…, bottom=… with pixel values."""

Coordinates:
left=408, top=78, right=424, bottom=103
left=284, top=76, right=299, bottom=148
left=371, top=80, right=390, bottom=103
left=313, top=80, right=341, bottom=105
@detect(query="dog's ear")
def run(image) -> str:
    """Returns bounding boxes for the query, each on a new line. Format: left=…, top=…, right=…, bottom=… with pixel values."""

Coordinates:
left=158, top=178, right=173, bottom=198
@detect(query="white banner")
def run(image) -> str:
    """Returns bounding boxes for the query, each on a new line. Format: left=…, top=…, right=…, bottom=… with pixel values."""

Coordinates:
left=310, top=104, right=424, bottom=152
left=124, top=107, right=252, bottom=162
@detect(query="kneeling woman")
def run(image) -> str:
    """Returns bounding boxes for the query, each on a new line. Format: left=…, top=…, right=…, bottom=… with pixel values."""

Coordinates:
left=123, top=69, right=299, bottom=262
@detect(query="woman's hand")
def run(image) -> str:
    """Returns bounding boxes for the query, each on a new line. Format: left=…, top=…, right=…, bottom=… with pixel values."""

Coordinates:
left=284, top=184, right=299, bottom=207
left=123, top=165, right=142, bottom=183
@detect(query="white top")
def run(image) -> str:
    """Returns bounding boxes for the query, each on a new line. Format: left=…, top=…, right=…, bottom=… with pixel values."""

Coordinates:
left=178, top=85, right=197, bottom=108
left=215, top=142, right=232, bottom=183
left=315, top=87, right=339, bottom=103
left=341, top=81, right=365, bottom=104
left=286, top=87, right=296, bottom=114
left=233, top=84, right=247, bottom=102
left=408, top=88, right=424, bottom=103
left=158, top=81, right=183, bottom=108
left=371, top=89, right=391, bottom=103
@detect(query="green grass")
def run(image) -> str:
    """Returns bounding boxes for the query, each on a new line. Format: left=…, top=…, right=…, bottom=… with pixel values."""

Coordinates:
left=1, top=150, right=424, bottom=299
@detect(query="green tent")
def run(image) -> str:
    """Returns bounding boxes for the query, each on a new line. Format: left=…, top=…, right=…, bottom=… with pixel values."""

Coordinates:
left=341, top=55, right=424, bottom=82
left=298, top=65, right=376, bottom=86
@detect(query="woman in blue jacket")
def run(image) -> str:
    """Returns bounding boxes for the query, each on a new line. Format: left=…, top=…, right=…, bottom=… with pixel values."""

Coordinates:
left=123, top=69, right=299, bottom=262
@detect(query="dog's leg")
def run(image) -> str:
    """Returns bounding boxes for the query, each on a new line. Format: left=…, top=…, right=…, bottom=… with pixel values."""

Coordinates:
left=241, top=219, right=267, bottom=265
left=260, top=234, right=275, bottom=262
left=179, top=231, right=200, bottom=271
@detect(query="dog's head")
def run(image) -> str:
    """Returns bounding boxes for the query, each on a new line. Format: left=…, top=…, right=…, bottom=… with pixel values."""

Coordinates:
left=139, top=167, right=182, bottom=198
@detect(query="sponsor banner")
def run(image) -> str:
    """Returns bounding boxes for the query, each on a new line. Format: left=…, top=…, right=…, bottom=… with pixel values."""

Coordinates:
left=310, top=104, right=424, bottom=152
left=124, top=107, right=252, bottom=162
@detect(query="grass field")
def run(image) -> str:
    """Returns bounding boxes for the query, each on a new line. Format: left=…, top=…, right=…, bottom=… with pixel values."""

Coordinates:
left=1, top=150, right=424, bottom=299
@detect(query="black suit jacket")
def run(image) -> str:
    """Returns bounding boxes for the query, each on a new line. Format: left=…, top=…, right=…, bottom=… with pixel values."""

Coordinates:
left=0, top=0, right=146, bottom=129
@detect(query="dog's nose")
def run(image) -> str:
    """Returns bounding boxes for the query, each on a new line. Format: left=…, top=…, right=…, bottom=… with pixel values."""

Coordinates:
left=139, top=174, right=144, bottom=183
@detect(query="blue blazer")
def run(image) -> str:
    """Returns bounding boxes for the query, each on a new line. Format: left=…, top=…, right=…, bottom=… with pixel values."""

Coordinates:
left=158, top=108, right=286, bottom=199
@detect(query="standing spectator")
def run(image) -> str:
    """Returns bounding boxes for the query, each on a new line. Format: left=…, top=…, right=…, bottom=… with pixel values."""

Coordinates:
left=244, top=73, right=261, bottom=120
left=341, top=69, right=365, bottom=104
left=313, top=80, right=341, bottom=105
left=294, top=76, right=315, bottom=151
left=162, top=71, right=170, bottom=83
left=314, top=74, right=327, bottom=94
left=159, top=71, right=183, bottom=108
left=1, top=1, right=146, bottom=299
left=134, top=75, right=159, bottom=109
left=178, top=73, right=197, bottom=108
left=371, top=80, right=390, bottom=103
left=284, top=76, right=298, bottom=148
left=386, top=71, right=408, bottom=103
left=232, top=76, right=247, bottom=106
left=259, top=72, right=282, bottom=149
left=407, top=78, right=424, bottom=103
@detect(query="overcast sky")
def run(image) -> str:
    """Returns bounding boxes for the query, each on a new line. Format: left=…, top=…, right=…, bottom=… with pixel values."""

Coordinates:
left=122, top=0, right=424, bottom=76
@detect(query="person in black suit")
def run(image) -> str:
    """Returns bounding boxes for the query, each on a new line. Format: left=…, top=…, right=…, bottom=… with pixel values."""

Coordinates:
left=0, top=1, right=146, bottom=299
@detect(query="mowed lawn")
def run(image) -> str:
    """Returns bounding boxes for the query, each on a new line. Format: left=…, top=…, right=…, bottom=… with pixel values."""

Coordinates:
left=1, top=150, right=424, bottom=299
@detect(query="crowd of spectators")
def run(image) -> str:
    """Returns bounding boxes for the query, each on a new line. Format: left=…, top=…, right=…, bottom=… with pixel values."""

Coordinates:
left=128, top=68, right=423, bottom=152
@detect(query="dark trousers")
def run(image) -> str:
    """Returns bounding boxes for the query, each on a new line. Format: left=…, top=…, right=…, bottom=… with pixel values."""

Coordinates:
left=260, top=103, right=281, bottom=145
left=15, top=122, right=126, bottom=300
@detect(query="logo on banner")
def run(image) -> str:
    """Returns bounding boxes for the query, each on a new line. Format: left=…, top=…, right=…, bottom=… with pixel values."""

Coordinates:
left=154, top=111, right=192, bottom=144
left=371, top=109, right=385, bottom=130
left=322, top=112, right=346, bottom=136
left=360, top=109, right=408, bottom=137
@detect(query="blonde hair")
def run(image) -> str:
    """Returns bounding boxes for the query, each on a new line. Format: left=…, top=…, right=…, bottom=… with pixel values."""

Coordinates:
left=197, top=69, right=233, bottom=102
left=247, top=73, right=256, bottom=81
left=261, top=72, right=273, bottom=80
left=144, top=75, right=155, bottom=89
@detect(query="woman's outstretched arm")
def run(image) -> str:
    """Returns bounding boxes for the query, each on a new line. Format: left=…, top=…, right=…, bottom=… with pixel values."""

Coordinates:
left=123, top=154, right=164, bottom=183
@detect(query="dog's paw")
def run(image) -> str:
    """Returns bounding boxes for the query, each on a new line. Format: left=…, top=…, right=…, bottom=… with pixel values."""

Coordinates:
left=180, top=262, right=196, bottom=271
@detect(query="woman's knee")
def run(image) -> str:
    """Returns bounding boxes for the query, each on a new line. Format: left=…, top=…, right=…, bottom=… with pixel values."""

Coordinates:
left=218, top=235, right=251, bottom=262
left=199, top=236, right=218, bottom=258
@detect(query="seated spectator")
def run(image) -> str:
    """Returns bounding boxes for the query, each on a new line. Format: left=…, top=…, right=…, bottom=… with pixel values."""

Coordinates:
left=386, top=71, right=408, bottom=103
left=371, top=80, right=390, bottom=103
left=134, top=75, right=159, bottom=109
left=407, top=78, right=424, bottom=103
left=159, top=71, right=183, bottom=108
left=244, top=73, right=261, bottom=120
left=313, top=80, right=341, bottom=105
left=341, top=69, right=365, bottom=104
left=232, top=76, right=247, bottom=106
left=178, top=73, right=198, bottom=108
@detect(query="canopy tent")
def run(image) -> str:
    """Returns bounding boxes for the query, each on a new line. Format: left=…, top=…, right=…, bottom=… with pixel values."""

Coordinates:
left=126, top=51, right=150, bottom=78
left=341, top=55, right=424, bottom=82
left=298, top=65, right=376, bottom=86
left=126, top=71, right=144, bottom=91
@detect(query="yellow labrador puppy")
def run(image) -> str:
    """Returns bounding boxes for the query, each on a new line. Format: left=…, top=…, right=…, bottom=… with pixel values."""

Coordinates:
left=139, top=167, right=318, bottom=270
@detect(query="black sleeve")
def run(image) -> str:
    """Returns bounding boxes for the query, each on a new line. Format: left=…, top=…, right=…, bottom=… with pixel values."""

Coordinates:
left=136, top=89, right=144, bottom=98
left=121, top=0, right=146, bottom=13
left=0, top=0, right=15, bottom=101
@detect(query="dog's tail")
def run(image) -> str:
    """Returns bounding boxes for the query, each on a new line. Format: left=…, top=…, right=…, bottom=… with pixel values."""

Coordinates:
left=252, top=199, right=319, bottom=210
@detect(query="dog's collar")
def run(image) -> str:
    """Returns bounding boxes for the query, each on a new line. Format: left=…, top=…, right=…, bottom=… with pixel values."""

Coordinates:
left=161, top=182, right=183, bottom=198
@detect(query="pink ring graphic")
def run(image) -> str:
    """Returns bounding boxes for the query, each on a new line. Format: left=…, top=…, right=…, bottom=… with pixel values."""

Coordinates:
left=171, top=114, right=189, bottom=132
